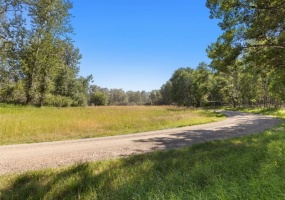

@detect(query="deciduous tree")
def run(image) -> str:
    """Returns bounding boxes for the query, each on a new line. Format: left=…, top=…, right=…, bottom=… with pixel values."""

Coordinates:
left=206, top=0, right=285, bottom=71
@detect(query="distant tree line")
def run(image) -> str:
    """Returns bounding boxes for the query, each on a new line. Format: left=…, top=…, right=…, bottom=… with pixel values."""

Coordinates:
left=89, top=85, right=152, bottom=106
left=0, top=0, right=91, bottom=107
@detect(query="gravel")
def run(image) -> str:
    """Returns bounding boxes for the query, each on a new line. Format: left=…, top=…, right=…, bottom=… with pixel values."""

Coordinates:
left=0, top=111, right=281, bottom=175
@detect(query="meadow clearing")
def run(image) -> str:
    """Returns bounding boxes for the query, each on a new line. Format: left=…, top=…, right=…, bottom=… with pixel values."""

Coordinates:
left=0, top=108, right=284, bottom=199
left=0, top=105, right=224, bottom=145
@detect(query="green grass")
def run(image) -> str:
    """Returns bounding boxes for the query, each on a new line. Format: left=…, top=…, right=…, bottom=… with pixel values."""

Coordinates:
left=0, top=106, right=224, bottom=145
left=0, top=108, right=285, bottom=199
left=227, top=107, right=285, bottom=118
left=1, top=121, right=285, bottom=199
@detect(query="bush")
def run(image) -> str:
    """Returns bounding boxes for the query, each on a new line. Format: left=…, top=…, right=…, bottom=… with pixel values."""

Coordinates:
left=44, top=95, right=73, bottom=107
left=90, top=91, right=108, bottom=106
left=72, top=93, right=88, bottom=107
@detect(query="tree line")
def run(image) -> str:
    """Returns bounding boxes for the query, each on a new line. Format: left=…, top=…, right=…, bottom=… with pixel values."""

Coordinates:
left=149, top=0, right=285, bottom=108
left=89, top=86, right=152, bottom=106
left=90, top=57, right=285, bottom=108
left=151, top=61, right=285, bottom=108
left=1, top=0, right=284, bottom=108
left=0, top=0, right=91, bottom=107
left=204, top=0, right=285, bottom=108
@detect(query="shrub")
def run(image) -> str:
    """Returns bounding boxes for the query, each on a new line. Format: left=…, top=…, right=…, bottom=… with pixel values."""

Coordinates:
left=44, top=95, right=73, bottom=107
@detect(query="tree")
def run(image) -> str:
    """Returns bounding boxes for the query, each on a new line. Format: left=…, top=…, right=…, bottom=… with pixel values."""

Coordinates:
left=269, top=68, right=285, bottom=105
left=109, top=89, right=127, bottom=105
left=149, top=90, right=161, bottom=105
left=140, top=90, right=149, bottom=104
left=207, top=72, right=225, bottom=107
left=53, top=41, right=82, bottom=97
left=90, top=91, right=107, bottom=106
left=206, top=0, right=285, bottom=71
left=0, top=0, right=91, bottom=106
left=89, top=85, right=109, bottom=96
left=21, top=0, right=73, bottom=105
left=218, top=67, right=241, bottom=108
left=192, top=62, right=211, bottom=107
left=127, top=91, right=142, bottom=104
left=170, top=67, right=194, bottom=106
left=0, top=0, right=27, bottom=104
left=160, top=81, right=172, bottom=105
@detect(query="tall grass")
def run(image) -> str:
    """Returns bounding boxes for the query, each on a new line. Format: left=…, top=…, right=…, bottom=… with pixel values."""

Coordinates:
left=1, top=109, right=284, bottom=199
left=0, top=106, right=224, bottom=145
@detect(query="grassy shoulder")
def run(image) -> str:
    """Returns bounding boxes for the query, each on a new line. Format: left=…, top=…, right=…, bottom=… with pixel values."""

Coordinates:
left=227, top=107, right=285, bottom=117
left=0, top=105, right=225, bottom=145
left=0, top=108, right=285, bottom=199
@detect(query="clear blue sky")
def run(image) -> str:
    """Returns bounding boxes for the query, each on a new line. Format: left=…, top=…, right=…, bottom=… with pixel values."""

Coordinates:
left=71, top=0, right=221, bottom=91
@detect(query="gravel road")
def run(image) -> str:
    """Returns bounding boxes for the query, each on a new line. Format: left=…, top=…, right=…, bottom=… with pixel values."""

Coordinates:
left=0, top=111, right=281, bottom=175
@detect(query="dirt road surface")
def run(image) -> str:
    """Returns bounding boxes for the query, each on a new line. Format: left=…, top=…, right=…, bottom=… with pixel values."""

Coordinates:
left=0, top=111, right=281, bottom=175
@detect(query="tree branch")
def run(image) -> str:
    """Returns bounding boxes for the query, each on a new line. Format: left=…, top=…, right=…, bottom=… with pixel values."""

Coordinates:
left=236, top=2, right=285, bottom=11
left=244, top=44, right=285, bottom=49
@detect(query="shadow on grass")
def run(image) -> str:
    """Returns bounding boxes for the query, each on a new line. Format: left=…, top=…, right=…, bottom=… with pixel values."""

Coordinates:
left=251, top=108, right=285, bottom=117
left=226, top=107, right=285, bottom=117
left=132, top=111, right=282, bottom=152
left=0, top=112, right=284, bottom=199
left=1, top=123, right=285, bottom=199
left=166, top=108, right=226, bottom=118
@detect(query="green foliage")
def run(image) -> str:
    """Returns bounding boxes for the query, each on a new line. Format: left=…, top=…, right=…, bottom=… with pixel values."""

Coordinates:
left=170, top=67, right=194, bottom=106
left=90, top=91, right=108, bottom=106
left=43, top=94, right=72, bottom=107
left=0, top=0, right=91, bottom=107
left=192, top=62, right=211, bottom=107
left=163, top=65, right=220, bottom=108
left=269, top=68, right=285, bottom=102
left=108, top=89, right=128, bottom=105
left=160, top=81, right=172, bottom=105
left=157, top=1, right=285, bottom=108
left=164, top=60, right=285, bottom=108
left=149, top=90, right=161, bottom=105
left=88, top=86, right=152, bottom=106
left=206, top=0, right=285, bottom=71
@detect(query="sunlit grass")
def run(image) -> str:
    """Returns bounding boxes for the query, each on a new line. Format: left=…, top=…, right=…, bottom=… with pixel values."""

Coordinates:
left=0, top=106, right=224, bottom=145
left=227, top=107, right=285, bottom=118
left=1, top=115, right=285, bottom=199
left=1, top=107, right=284, bottom=199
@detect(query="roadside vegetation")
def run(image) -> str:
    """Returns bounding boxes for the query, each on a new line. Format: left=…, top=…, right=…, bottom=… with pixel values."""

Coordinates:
left=0, top=108, right=284, bottom=199
left=0, top=105, right=224, bottom=145
left=228, top=107, right=285, bottom=118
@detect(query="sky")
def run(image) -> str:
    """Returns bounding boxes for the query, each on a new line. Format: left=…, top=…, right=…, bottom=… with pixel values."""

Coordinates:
left=71, top=0, right=222, bottom=91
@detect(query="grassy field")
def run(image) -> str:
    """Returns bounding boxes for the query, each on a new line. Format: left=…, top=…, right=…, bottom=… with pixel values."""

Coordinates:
left=0, top=105, right=224, bottom=145
left=0, top=108, right=284, bottom=199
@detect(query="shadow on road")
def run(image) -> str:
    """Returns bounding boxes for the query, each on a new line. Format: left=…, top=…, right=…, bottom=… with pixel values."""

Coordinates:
left=1, top=119, right=285, bottom=199
left=133, top=112, right=282, bottom=151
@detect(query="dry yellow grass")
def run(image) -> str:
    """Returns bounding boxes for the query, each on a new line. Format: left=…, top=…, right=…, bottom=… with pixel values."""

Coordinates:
left=0, top=106, right=225, bottom=145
